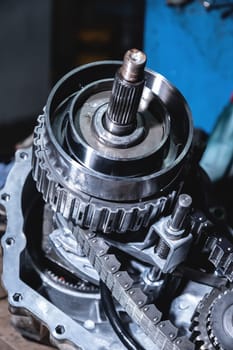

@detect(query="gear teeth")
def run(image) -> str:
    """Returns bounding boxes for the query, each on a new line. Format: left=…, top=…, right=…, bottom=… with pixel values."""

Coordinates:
left=29, top=82, right=196, bottom=349
left=45, top=269, right=98, bottom=293
left=190, top=289, right=221, bottom=350
left=31, top=114, right=169, bottom=235
left=190, top=286, right=233, bottom=350
left=206, top=288, right=233, bottom=350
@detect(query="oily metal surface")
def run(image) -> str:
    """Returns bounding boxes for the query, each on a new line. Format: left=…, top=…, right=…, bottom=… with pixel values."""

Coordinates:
left=32, top=61, right=192, bottom=234
left=190, top=288, right=219, bottom=350
left=33, top=114, right=168, bottom=234
left=68, top=85, right=170, bottom=175
left=35, top=61, right=192, bottom=202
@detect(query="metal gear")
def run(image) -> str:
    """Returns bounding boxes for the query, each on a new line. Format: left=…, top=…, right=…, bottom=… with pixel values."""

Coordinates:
left=45, top=269, right=99, bottom=293
left=33, top=114, right=169, bottom=234
left=190, top=288, right=221, bottom=350
left=207, top=288, right=233, bottom=350
left=190, top=286, right=233, bottom=350
left=1, top=148, right=195, bottom=350
left=32, top=53, right=193, bottom=235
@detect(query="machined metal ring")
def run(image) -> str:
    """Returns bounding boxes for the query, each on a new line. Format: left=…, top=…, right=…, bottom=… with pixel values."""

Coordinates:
left=32, top=61, right=193, bottom=234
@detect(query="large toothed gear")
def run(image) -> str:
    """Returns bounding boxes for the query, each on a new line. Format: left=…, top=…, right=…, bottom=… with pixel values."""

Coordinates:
left=207, top=288, right=233, bottom=350
left=190, top=288, right=220, bottom=350
left=32, top=49, right=193, bottom=235
left=190, top=287, right=233, bottom=350
left=33, top=114, right=169, bottom=234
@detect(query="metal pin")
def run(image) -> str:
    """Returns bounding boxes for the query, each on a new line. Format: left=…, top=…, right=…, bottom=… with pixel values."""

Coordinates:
left=169, top=194, right=192, bottom=231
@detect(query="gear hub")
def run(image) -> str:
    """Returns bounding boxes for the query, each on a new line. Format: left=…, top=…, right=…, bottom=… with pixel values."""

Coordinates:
left=32, top=49, right=192, bottom=235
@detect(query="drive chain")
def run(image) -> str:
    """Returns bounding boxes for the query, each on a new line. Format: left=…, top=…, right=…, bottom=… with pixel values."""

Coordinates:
left=205, top=235, right=233, bottom=282
left=74, top=227, right=195, bottom=350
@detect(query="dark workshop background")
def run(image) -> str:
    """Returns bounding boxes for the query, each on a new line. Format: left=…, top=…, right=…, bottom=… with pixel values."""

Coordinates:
left=0, top=0, right=232, bottom=161
left=0, top=0, right=144, bottom=161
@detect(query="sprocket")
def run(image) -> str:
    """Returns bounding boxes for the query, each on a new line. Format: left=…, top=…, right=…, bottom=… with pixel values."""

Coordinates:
left=207, top=288, right=233, bottom=350
left=190, top=286, right=233, bottom=350
left=190, top=288, right=221, bottom=350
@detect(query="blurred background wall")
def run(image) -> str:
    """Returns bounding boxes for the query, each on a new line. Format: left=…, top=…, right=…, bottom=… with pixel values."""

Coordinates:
left=144, top=0, right=233, bottom=132
left=0, top=0, right=145, bottom=159
left=0, top=0, right=232, bottom=160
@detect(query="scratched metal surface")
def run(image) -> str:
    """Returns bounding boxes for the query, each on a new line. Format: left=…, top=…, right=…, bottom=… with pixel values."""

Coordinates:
left=144, top=0, right=233, bottom=132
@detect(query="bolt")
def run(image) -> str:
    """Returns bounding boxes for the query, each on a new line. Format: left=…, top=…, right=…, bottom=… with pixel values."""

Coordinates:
left=169, top=194, right=192, bottom=231
left=55, top=325, right=65, bottom=335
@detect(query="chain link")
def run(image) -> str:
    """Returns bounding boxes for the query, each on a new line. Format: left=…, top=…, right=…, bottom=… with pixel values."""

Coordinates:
left=74, top=227, right=195, bottom=350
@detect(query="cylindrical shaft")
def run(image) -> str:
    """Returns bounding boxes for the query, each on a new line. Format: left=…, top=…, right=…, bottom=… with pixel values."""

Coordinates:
left=169, top=194, right=192, bottom=231
left=105, top=49, right=146, bottom=136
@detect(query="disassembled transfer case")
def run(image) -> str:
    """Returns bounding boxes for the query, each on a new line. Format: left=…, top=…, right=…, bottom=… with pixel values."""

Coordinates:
left=1, top=49, right=233, bottom=350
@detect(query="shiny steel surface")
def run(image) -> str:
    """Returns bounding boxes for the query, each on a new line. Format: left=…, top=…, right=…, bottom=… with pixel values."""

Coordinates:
left=39, top=61, right=193, bottom=202
left=119, top=49, right=146, bottom=83
left=31, top=59, right=193, bottom=237
left=69, top=88, right=170, bottom=176
left=105, top=49, right=146, bottom=135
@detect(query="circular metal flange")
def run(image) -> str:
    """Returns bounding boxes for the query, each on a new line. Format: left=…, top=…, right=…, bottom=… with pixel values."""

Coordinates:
left=34, top=61, right=193, bottom=200
left=93, top=104, right=145, bottom=148
left=66, top=79, right=170, bottom=176
left=32, top=60, right=193, bottom=233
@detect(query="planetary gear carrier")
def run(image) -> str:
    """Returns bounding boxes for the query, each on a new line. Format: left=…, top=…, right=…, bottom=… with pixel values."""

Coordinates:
left=1, top=49, right=233, bottom=350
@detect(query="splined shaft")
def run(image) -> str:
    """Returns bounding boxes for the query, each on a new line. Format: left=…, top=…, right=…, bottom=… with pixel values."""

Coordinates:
left=105, top=49, right=146, bottom=136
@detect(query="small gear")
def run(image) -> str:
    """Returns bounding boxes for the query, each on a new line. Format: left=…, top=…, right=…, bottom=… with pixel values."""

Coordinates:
left=190, top=288, right=220, bottom=350
left=207, top=288, right=233, bottom=350
left=45, top=269, right=99, bottom=293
